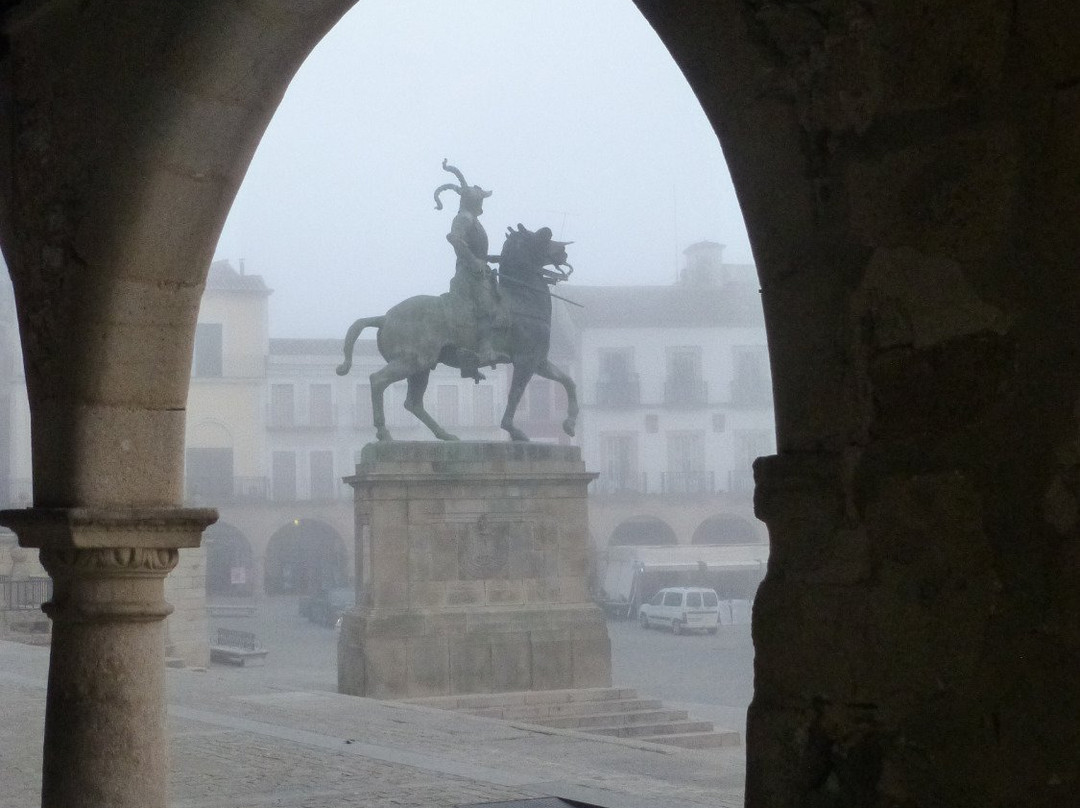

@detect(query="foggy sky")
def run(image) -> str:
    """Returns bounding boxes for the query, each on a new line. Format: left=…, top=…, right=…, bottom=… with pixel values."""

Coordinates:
left=213, top=0, right=752, bottom=338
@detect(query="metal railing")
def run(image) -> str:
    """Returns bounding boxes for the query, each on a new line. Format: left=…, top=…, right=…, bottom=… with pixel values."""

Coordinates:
left=660, top=471, right=715, bottom=495
left=234, top=477, right=270, bottom=502
left=592, top=472, right=648, bottom=495
left=0, top=577, right=52, bottom=611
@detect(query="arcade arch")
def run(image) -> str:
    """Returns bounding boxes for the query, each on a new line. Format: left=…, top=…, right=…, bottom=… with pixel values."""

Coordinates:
left=203, top=521, right=254, bottom=598
left=608, top=516, right=677, bottom=546
left=263, top=518, right=347, bottom=595
left=691, top=514, right=761, bottom=545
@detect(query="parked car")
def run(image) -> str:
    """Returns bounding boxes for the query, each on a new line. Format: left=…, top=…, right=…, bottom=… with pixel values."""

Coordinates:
left=300, top=586, right=357, bottom=628
left=638, top=587, right=720, bottom=635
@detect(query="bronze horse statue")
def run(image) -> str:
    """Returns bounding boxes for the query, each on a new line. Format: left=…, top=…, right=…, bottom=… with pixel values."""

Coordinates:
left=336, top=224, right=577, bottom=442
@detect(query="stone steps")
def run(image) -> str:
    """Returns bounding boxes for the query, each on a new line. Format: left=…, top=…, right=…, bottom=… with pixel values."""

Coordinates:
left=648, top=730, right=741, bottom=749
left=406, top=686, right=638, bottom=711
left=584, top=719, right=715, bottom=739
left=402, top=687, right=739, bottom=750
left=531, top=708, right=690, bottom=730
left=467, top=697, right=665, bottom=721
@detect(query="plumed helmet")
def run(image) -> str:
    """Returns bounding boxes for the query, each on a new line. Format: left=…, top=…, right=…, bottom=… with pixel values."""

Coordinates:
left=434, top=159, right=493, bottom=210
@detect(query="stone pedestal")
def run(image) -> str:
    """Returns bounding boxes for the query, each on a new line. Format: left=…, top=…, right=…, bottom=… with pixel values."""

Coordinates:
left=0, top=507, right=216, bottom=808
left=338, top=442, right=610, bottom=699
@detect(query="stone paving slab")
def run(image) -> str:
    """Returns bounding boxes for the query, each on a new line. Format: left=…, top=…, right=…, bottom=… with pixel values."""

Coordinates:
left=0, top=641, right=745, bottom=808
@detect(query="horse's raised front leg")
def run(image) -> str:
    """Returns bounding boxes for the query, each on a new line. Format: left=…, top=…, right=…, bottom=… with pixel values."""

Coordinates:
left=500, top=363, right=534, bottom=442
left=536, top=359, right=578, bottom=437
left=405, top=370, right=459, bottom=441
left=370, top=361, right=414, bottom=442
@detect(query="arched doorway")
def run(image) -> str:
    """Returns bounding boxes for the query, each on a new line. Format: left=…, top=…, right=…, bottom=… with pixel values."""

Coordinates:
left=609, top=516, right=677, bottom=546
left=263, top=518, right=347, bottom=595
left=204, top=522, right=254, bottom=598
left=691, top=514, right=761, bottom=545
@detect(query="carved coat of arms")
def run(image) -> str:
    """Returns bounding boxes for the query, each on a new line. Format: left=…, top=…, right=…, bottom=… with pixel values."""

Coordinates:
left=458, top=513, right=510, bottom=579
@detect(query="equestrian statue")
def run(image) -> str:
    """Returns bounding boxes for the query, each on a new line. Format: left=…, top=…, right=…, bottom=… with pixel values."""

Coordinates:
left=336, top=160, right=578, bottom=442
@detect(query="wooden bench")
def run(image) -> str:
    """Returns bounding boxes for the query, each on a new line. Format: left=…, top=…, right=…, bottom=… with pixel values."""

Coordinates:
left=209, top=628, right=269, bottom=666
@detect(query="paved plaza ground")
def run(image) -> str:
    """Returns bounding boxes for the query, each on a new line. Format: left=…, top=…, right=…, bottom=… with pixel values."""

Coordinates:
left=1, top=598, right=752, bottom=807
left=210, top=596, right=755, bottom=729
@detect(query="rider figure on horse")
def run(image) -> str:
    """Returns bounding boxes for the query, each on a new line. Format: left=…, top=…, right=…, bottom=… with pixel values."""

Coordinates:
left=434, top=159, right=508, bottom=381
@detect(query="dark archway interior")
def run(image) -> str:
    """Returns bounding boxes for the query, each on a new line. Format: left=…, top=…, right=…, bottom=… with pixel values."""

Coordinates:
left=609, top=516, right=678, bottom=546
left=692, top=514, right=760, bottom=545
left=204, top=522, right=254, bottom=598
left=264, top=519, right=346, bottom=595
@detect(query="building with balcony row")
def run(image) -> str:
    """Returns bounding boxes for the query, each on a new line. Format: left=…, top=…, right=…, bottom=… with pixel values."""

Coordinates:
left=1, top=243, right=773, bottom=621
left=566, top=242, right=774, bottom=573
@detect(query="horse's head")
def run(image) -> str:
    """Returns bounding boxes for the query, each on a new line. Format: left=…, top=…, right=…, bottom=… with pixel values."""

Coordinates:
left=501, top=224, right=573, bottom=283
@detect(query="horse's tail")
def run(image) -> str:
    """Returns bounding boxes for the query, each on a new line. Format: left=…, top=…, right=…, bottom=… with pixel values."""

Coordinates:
left=336, top=316, right=385, bottom=375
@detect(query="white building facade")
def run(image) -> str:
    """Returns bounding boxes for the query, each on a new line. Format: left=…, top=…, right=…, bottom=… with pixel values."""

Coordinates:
left=1, top=245, right=773, bottom=621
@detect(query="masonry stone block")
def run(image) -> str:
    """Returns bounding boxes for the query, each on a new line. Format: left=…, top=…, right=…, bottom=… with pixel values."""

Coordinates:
left=490, top=635, right=533, bottom=692
left=406, top=636, right=450, bottom=696
left=444, top=580, right=486, bottom=606
left=571, top=631, right=613, bottom=688
left=369, top=579, right=407, bottom=608
left=408, top=580, right=445, bottom=610
left=362, top=637, right=408, bottom=700
left=366, top=611, right=429, bottom=637
left=530, top=637, right=573, bottom=691
left=450, top=638, right=492, bottom=694
left=484, top=578, right=524, bottom=605
left=558, top=577, right=588, bottom=604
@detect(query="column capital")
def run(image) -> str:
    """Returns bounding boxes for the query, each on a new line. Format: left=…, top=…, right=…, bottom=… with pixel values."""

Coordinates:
left=0, top=507, right=218, bottom=624
left=0, top=506, right=218, bottom=550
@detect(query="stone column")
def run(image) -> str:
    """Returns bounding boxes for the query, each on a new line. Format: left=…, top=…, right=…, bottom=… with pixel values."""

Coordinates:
left=0, top=507, right=216, bottom=808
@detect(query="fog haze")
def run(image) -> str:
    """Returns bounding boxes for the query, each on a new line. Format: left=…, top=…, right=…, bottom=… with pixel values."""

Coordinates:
left=214, top=0, right=752, bottom=338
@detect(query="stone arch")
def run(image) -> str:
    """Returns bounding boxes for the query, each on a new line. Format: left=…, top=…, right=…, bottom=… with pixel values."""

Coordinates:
left=608, top=516, right=677, bottom=546
left=691, top=514, right=761, bottom=545
left=203, top=521, right=254, bottom=598
left=263, top=517, right=347, bottom=596
left=0, top=3, right=358, bottom=508
left=2, top=4, right=1078, bottom=808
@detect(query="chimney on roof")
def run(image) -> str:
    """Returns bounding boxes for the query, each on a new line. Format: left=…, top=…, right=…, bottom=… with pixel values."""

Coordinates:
left=239, top=258, right=245, bottom=276
left=679, top=241, right=726, bottom=287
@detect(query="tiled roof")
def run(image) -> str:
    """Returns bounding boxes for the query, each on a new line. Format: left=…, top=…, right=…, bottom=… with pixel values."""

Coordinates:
left=206, top=260, right=271, bottom=294
left=559, top=281, right=764, bottom=329
left=269, top=337, right=378, bottom=357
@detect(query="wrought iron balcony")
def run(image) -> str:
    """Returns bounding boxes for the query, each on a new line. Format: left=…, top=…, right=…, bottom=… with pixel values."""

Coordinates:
left=660, top=471, right=715, bottom=495
left=592, top=471, right=648, bottom=495
left=185, top=476, right=269, bottom=504
left=234, top=476, right=270, bottom=502
left=0, top=576, right=52, bottom=612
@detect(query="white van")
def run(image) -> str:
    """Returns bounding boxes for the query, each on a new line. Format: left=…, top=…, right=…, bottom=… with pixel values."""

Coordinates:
left=638, top=587, right=720, bottom=634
